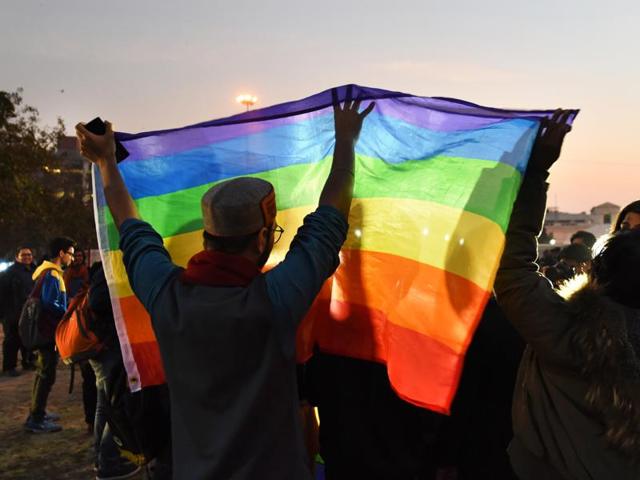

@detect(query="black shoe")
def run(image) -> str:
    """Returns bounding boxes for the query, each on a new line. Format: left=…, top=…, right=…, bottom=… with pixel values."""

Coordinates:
left=95, top=464, right=141, bottom=480
left=3, top=369, right=20, bottom=377
left=24, top=417, right=62, bottom=433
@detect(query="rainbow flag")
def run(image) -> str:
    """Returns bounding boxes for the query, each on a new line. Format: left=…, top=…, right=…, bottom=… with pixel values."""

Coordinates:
left=94, top=85, right=577, bottom=413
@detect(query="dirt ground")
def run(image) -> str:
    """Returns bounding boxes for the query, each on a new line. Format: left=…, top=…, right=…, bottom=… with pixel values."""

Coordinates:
left=0, top=330, right=143, bottom=480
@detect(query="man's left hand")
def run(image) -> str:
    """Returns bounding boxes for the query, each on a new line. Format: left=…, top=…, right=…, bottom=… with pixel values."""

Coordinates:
left=75, top=121, right=116, bottom=166
left=528, top=109, right=573, bottom=172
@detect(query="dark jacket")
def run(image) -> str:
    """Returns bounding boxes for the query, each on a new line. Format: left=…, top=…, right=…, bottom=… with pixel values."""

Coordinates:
left=0, top=261, right=35, bottom=324
left=119, top=207, right=347, bottom=480
left=88, top=264, right=118, bottom=348
left=495, top=168, right=640, bottom=480
left=152, top=275, right=311, bottom=480
left=305, top=352, right=443, bottom=480
left=64, top=264, right=89, bottom=299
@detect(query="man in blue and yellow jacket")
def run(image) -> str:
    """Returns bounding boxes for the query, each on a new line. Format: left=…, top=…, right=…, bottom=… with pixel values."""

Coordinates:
left=24, top=236, right=76, bottom=434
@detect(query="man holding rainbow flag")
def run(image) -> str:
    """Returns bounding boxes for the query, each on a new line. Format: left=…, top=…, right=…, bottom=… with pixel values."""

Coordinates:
left=76, top=88, right=374, bottom=480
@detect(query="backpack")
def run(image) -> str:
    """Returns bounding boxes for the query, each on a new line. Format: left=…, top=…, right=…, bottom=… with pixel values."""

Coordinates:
left=55, top=286, right=105, bottom=364
left=18, top=274, right=52, bottom=350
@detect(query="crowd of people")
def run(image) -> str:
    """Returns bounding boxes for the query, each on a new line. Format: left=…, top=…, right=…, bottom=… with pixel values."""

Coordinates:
left=1, top=242, right=172, bottom=478
left=1, top=97, right=639, bottom=480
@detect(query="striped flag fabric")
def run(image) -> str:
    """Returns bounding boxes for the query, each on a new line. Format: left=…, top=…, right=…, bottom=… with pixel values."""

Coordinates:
left=94, top=84, right=577, bottom=413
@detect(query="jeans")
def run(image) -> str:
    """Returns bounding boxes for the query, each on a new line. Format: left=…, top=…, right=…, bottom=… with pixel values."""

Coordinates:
left=79, top=360, right=97, bottom=426
left=30, top=344, right=58, bottom=421
left=89, top=347, right=127, bottom=472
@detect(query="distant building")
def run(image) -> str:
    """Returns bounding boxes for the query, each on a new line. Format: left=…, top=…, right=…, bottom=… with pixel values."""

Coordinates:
left=590, top=202, right=620, bottom=225
left=543, top=202, right=620, bottom=245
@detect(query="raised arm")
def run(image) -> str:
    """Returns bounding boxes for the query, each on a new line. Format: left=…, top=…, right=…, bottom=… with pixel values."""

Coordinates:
left=265, top=90, right=374, bottom=352
left=318, top=87, right=375, bottom=217
left=494, top=110, right=575, bottom=364
left=76, top=121, right=178, bottom=313
left=75, top=121, right=139, bottom=228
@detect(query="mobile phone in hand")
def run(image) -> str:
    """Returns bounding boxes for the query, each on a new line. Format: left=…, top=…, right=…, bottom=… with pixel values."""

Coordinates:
left=84, top=117, right=130, bottom=163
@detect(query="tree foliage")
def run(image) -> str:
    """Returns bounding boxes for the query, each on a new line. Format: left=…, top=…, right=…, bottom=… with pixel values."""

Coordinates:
left=0, top=89, right=97, bottom=258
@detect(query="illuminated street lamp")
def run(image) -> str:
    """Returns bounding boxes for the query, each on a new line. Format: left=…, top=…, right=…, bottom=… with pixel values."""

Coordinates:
left=236, top=94, right=257, bottom=111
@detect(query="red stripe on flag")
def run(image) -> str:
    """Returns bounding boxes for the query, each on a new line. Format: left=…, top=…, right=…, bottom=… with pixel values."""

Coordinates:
left=300, top=296, right=489, bottom=413
left=128, top=340, right=166, bottom=388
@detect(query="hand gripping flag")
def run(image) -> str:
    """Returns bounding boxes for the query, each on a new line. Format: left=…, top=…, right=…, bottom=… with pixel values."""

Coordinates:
left=94, top=84, right=578, bottom=413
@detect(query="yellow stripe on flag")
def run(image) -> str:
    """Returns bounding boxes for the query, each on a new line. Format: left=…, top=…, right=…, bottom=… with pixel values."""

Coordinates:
left=104, top=198, right=504, bottom=298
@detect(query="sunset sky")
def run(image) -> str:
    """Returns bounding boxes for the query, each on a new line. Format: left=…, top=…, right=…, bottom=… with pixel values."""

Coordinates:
left=3, top=0, right=638, bottom=212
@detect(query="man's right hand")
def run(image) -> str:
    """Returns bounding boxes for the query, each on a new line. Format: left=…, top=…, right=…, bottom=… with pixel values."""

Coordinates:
left=332, top=87, right=375, bottom=144
left=75, top=120, right=140, bottom=227
left=318, top=87, right=375, bottom=217
left=75, top=121, right=116, bottom=166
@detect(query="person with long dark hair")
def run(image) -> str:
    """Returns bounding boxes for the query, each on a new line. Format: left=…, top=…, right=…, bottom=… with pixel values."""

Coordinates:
left=495, top=112, right=640, bottom=479
left=612, top=200, right=640, bottom=233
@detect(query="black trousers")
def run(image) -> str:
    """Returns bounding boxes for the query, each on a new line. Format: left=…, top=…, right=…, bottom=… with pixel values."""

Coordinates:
left=30, top=345, right=58, bottom=421
left=2, top=317, right=31, bottom=371
left=79, top=360, right=97, bottom=426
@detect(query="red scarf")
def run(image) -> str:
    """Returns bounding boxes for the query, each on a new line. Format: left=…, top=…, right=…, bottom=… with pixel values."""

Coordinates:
left=180, top=250, right=261, bottom=287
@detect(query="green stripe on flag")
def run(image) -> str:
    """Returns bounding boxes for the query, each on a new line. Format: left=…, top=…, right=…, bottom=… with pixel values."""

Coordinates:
left=102, top=154, right=521, bottom=251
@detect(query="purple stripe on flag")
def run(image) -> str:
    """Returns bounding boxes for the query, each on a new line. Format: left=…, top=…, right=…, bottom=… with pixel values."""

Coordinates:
left=115, top=84, right=579, bottom=163
left=115, top=85, right=408, bottom=142
left=120, top=113, right=316, bottom=163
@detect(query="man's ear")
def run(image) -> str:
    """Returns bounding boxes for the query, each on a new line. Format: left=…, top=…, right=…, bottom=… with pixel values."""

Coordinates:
left=256, top=227, right=269, bottom=252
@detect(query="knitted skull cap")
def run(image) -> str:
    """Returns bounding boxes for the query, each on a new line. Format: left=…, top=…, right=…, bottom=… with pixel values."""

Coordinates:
left=201, top=177, right=276, bottom=237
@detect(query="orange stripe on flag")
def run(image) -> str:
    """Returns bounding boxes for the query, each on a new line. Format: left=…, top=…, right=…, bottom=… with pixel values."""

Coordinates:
left=117, top=297, right=165, bottom=387
left=118, top=296, right=156, bottom=344
left=332, top=249, right=491, bottom=354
